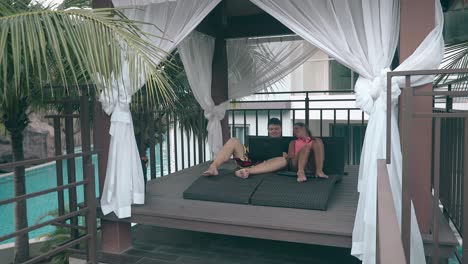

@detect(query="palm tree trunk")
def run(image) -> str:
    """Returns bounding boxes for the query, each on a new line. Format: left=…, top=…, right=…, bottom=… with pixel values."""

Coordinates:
left=11, top=131, right=29, bottom=263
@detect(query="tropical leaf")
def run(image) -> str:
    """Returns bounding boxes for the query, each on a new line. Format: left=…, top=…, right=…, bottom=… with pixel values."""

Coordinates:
left=132, top=52, right=207, bottom=141
left=0, top=1, right=175, bottom=107
left=435, top=41, right=468, bottom=103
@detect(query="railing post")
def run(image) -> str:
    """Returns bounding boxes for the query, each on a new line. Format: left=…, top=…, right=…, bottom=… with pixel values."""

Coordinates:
left=166, top=113, right=171, bottom=172
left=148, top=113, right=156, bottom=179
left=401, top=77, right=412, bottom=263
left=198, top=110, right=204, bottom=164
left=463, top=117, right=468, bottom=264
left=377, top=159, right=407, bottom=264
left=64, top=103, right=79, bottom=241
left=305, top=92, right=310, bottom=127
left=386, top=72, right=392, bottom=164
left=53, top=117, right=65, bottom=217
left=432, top=118, right=441, bottom=264
left=79, top=93, right=97, bottom=263
left=446, top=84, right=453, bottom=112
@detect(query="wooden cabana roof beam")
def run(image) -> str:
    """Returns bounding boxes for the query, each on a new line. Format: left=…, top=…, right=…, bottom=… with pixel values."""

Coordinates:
left=195, top=0, right=294, bottom=39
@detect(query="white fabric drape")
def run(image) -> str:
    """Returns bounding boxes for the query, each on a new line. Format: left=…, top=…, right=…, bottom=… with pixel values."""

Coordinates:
left=227, top=36, right=318, bottom=99
left=99, top=85, right=144, bottom=219
left=250, top=0, right=444, bottom=263
left=178, top=31, right=228, bottom=157
left=178, top=34, right=316, bottom=156
left=100, top=0, right=220, bottom=219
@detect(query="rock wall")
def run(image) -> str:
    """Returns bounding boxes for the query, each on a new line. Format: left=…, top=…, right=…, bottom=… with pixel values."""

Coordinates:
left=0, top=113, right=85, bottom=165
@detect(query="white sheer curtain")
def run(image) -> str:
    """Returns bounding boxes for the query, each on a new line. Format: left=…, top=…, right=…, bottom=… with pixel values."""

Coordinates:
left=178, top=33, right=316, bottom=156
left=178, top=31, right=228, bottom=156
left=227, top=36, right=318, bottom=99
left=100, top=0, right=220, bottom=219
left=250, top=0, right=444, bottom=263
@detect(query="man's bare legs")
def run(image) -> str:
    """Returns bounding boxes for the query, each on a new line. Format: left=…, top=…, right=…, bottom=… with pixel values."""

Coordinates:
left=312, top=138, right=328, bottom=178
left=203, top=138, right=245, bottom=176
left=235, top=157, right=287, bottom=179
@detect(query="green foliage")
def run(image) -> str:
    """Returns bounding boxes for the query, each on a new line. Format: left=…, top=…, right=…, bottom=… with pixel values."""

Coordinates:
left=435, top=41, right=468, bottom=90
left=35, top=210, right=71, bottom=264
left=132, top=53, right=207, bottom=153
left=35, top=208, right=90, bottom=264
left=0, top=0, right=175, bottom=106
left=0, top=1, right=176, bottom=262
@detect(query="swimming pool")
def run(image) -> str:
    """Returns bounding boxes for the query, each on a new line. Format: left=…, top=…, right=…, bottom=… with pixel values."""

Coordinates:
left=0, top=148, right=167, bottom=245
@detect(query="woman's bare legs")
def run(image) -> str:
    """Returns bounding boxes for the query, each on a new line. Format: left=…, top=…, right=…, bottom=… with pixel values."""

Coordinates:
left=203, top=138, right=245, bottom=176
left=296, top=144, right=312, bottom=182
left=312, top=138, right=328, bottom=178
left=235, top=157, right=287, bottom=179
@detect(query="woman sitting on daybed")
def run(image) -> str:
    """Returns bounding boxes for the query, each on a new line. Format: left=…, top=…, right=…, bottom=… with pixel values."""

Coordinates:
left=286, top=122, right=328, bottom=182
left=235, top=122, right=328, bottom=183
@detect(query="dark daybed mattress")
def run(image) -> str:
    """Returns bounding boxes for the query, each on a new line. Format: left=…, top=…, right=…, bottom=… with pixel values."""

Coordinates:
left=183, top=136, right=345, bottom=211
left=183, top=171, right=338, bottom=211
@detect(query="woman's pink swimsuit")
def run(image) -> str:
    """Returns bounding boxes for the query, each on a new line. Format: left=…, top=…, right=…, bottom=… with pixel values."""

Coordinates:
left=294, top=137, right=312, bottom=155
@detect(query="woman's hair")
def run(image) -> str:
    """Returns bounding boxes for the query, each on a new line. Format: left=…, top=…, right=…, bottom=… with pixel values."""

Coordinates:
left=294, top=122, right=312, bottom=138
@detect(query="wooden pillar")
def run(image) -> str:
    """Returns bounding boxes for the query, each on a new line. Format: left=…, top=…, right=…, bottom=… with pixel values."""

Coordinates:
left=211, top=37, right=230, bottom=143
left=209, top=1, right=229, bottom=144
left=399, top=0, right=435, bottom=233
left=92, top=0, right=132, bottom=253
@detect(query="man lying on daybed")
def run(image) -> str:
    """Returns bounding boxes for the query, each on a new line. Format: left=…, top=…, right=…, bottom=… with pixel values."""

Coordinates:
left=203, top=118, right=327, bottom=183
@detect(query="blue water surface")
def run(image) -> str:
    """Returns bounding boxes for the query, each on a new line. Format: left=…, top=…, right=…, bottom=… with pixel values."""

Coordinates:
left=0, top=156, right=99, bottom=244
left=0, top=145, right=169, bottom=245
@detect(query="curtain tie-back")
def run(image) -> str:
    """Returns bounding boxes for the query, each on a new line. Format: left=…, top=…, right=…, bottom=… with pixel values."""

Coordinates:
left=355, top=68, right=400, bottom=115
left=99, top=89, right=133, bottom=140
left=204, top=101, right=229, bottom=156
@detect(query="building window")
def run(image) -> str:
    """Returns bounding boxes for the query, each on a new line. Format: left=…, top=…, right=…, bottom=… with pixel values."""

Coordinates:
left=229, top=125, right=250, bottom=145
left=329, top=60, right=358, bottom=91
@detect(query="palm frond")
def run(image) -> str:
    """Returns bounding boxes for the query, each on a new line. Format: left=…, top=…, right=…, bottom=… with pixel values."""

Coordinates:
left=132, top=52, right=206, bottom=139
left=0, top=3, right=175, bottom=106
left=434, top=41, right=468, bottom=104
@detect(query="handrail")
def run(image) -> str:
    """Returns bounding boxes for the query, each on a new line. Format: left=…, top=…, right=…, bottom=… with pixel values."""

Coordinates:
left=386, top=69, right=468, bottom=164
left=23, top=234, right=90, bottom=264
left=376, top=159, right=407, bottom=264
left=231, top=98, right=356, bottom=103
left=385, top=68, right=468, bottom=264
left=0, top=179, right=89, bottom=206
left=0, top=208, right=89, bottom=242
left=0, top=150, right=99, bottom=170
left=253, top=89, right=355, bottom=95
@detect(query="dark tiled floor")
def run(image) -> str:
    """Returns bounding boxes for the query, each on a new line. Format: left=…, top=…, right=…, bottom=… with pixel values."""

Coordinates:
left=91, top=225, right=361, bottom=264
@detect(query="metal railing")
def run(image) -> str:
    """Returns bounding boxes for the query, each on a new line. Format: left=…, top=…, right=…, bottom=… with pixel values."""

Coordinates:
left=145, top=110, right=209, bottom=180
left=385, top=69, right=468, bottom=264
left=0, top=93, right=98, bottom=263
left=229, top=90, right=367, bottom=166
left=439, top=110, right=465, bottom=240
left=144, top=90, right=367, bottom=180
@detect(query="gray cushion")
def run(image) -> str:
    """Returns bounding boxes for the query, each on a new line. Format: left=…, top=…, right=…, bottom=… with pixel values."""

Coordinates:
left=250, top=174, right=337, bottom=210
left=183, top=169, right=265, bottom=204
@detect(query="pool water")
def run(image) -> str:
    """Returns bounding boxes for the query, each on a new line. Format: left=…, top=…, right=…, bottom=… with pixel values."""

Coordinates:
left=0, top=147, right=167, bottom=245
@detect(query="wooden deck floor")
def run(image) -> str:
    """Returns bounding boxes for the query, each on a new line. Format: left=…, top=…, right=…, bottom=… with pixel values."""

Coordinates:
left=72, top=225, right=362, bottom=264
left=100, top=162, right=458, bottom=257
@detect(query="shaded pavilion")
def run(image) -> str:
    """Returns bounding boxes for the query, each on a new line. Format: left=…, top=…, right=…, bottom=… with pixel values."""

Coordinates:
left=90, top=0, right=463, bottom=263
